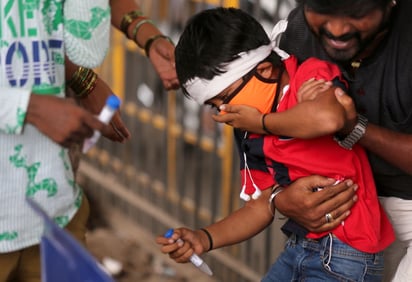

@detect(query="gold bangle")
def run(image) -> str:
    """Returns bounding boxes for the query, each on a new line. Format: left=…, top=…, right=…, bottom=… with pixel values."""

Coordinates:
left=144, top=34, right=173, bottom=57
left=68, top=67, right=98, bottom=99
left=131, top=18, right=154, bottom=47
left=120, top=9, right=144, bottom=37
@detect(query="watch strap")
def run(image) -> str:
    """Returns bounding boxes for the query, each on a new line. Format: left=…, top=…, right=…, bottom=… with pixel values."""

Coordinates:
left=335, top=114, right=368, bottom=149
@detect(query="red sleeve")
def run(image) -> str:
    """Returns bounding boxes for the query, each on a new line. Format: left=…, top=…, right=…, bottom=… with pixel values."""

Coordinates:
left=285, top=56, right=348, bottom=99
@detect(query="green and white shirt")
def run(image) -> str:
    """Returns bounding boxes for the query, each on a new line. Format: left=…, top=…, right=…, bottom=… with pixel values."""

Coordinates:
left=0, top=0, right=82, bottom=252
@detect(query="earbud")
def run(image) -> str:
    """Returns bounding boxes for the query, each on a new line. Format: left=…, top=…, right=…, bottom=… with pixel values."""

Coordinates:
left=251, top=184, right=262, bottom=200
left=240, top=185, right=251, bottom=201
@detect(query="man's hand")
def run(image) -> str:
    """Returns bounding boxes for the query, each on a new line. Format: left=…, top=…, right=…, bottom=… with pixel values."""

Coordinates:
left=26, top=95, right=108, bottom=148
left=79, top=77, right=131, bottom=143
left=275, top=176, right=358, bottom=233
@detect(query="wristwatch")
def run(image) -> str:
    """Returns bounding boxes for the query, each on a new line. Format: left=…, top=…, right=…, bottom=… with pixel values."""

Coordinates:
left=335, top=114, right=368, bottom=150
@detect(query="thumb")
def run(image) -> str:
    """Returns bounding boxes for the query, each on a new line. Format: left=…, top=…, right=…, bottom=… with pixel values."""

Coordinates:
left=334, top=88, right=357, bottom=120
left=218, top=104, right=239, bottom=113
left=334, top=88, right=351, bottom=108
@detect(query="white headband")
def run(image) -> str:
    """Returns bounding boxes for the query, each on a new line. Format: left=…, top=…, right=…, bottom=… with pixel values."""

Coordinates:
left=184, top=19, right=290, bottom=104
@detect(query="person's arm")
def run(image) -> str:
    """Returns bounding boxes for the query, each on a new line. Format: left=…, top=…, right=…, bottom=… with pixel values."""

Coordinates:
left=334, top=87, right=412, bottom=174
left=109, top=0, right=179, bottom=90
left=66, top=59, right=131, bottom=143
left=214, top=84, right=348, bottom=139
left=156, top=188, right=274, bottom=263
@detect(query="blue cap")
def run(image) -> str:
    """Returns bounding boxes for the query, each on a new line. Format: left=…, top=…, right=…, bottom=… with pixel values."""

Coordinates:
left=164, top=228, right=174, bottom=238
left=106, top=95, right=121, bottom=110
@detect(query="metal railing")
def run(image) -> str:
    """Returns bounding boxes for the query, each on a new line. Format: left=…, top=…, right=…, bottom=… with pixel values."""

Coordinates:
left=78, top=1, right=295, bottom=281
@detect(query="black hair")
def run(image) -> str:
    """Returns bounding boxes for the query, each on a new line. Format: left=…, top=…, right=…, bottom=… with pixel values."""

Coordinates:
left=296, top=0, right=393, bottom=16
left=175, top=7, right=280, bottom=97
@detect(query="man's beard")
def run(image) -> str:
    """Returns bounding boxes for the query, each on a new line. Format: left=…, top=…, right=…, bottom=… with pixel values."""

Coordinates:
left=318, top=28, right=363, bottom=62
left=317, top=12, right=391, bottom=63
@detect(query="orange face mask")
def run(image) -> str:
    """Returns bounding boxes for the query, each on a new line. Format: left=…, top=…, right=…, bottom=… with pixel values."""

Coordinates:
left=223, top=72, right=279, bottom=114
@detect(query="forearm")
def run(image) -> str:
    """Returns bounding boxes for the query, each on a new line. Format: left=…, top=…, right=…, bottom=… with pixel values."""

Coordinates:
left=359, top=123, right=412, bottom=174
left=203, top=190, right=274, bottom=250
left=110, top=0, right=162, bottom=48
left=264, top=97, right=345, bottom=138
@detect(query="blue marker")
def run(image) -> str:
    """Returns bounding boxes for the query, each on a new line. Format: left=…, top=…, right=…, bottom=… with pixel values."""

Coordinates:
left=82, top=95, right=121, bottom=153
left=164, top=228, right=213, bottom=276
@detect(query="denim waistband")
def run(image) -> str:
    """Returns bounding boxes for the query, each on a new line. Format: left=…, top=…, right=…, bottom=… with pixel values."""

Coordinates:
left=288, top=233, right=383, bottom=260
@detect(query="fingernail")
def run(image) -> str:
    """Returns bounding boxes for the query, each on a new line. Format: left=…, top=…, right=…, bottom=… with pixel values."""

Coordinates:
left=353, top=195, right=358, bottom=202
left=335, top=88, right=344, bottom=96
left=219, top=105, right=226, bottom=110
left=345, top=179, right=353, bottom=186
left=353, top=184, right=358, bottom=191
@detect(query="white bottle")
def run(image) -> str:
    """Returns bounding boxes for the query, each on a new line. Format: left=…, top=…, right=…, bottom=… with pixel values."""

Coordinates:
left=82, top=95, right=121, bottom=153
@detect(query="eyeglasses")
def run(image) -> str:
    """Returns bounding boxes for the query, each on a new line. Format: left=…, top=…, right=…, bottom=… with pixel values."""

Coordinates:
left=205, top=77, right=248, bottom=112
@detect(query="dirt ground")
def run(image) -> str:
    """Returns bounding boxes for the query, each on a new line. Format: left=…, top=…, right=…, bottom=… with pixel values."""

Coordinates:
left=85, top=207, right=216, bottom=282
left=86, top=227, right=186, bottom=282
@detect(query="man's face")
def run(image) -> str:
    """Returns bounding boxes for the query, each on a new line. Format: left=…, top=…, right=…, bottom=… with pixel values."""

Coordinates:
left=304, top=4, right=391, bottom=62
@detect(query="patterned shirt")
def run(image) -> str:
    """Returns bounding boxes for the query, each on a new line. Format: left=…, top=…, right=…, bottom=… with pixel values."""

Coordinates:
left=0, top=0, right=82, bottom=252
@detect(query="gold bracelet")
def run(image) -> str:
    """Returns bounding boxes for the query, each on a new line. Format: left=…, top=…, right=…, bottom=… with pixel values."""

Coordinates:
left=68, top=67, right=98, bottom=99
left=120, top=9, right=144, bottom=37
left=144, top=34, right=173, bottom=57
left=131, top=18, right=154, bottom=47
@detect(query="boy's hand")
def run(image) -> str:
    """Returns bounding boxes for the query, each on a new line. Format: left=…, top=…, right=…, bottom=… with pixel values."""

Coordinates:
left=297, top=78, right=332, bottom=102
left=212, top=104, right=263, bottom=133
left=156, top=228, right=207, bottom=264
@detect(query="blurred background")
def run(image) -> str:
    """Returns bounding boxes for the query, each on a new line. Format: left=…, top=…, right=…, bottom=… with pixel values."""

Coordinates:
left=79, top=1, right=296, bottom=281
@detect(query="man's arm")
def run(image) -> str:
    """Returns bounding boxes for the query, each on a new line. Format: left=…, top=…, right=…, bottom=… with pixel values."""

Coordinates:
left=333, top=87, right=412, bottom=174
left=359, top=122, right=412, bottom=174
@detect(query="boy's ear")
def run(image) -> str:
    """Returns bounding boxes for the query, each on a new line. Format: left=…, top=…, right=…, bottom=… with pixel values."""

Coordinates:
left=256, top=61, right=274, bottom=79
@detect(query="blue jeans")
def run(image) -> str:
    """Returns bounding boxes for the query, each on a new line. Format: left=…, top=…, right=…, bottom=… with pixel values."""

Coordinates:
left=262, top=233, right=384, bottom=282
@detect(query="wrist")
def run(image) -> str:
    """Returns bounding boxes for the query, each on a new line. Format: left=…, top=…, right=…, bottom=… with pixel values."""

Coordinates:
left=268, top=184, right=285, bottom=216
left=261, top=113, right=274, bottom=135
left=120, top=9, right=144, bottom=39
left=144, top=34, right=173, bottom=57
left=67, top=67, right=98, bottom=99
left=334, top=114, right=368, bottom=149
left=199, top=228, right=213, bottom=252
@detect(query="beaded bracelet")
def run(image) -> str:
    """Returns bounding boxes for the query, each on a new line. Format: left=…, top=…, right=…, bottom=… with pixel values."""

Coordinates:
left=200, top=228, right=213, bottom=252
left=120, top=9, right=144, bottom=37
left=144, top=34, right=174, bottom=57
left=131, top=18, right=154, bottom=47
left=68, top=67, right=98, bottom=99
